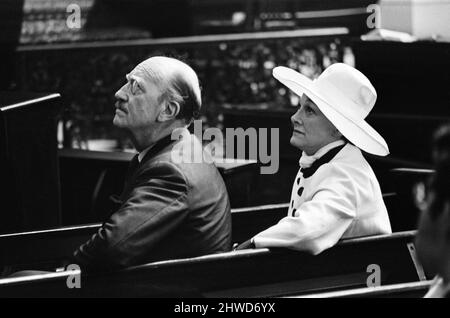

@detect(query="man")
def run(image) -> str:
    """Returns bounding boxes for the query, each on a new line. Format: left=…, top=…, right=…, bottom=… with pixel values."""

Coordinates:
left=73, top=56, right=232, bottom=271
left=416, top=124, right=450, bottom=298
left=237, top=63, right=392, bottom=253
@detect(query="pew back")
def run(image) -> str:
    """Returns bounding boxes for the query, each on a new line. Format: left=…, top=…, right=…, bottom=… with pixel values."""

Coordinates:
left=0, top=231, right=425, bottom=298
left=59, top=149, right=259, bottom=225
left=0, top=93, right=62, bottom=233
left=296, top=280, right=433, bottom=298
left=0, top=203, right=288, bottom=270
left=0, top=224, right=99, bottom=272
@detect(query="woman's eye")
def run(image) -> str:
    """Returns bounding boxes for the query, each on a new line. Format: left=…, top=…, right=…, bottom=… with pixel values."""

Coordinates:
left=305, top=106, right=315, bottom=115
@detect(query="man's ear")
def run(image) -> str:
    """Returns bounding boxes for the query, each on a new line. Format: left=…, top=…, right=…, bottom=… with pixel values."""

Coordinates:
left=158, top=101, right=180, bottom=122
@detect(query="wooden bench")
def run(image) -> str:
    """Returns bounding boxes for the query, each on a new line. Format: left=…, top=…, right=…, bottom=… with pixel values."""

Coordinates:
left=0, top=231, right=427, bottom=297
left=0, top=92, right=62, bottom=233
left=59, top=149, right=259, bottom=225
left=0, top=203, right=288, bottom=271
left=295, top=280, right=433, bottom=298
left=0, top=193, right=403, bottom=271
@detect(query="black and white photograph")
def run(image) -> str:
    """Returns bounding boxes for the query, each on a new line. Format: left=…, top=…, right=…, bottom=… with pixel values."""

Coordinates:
left=0, top=0, right=449, bottom=301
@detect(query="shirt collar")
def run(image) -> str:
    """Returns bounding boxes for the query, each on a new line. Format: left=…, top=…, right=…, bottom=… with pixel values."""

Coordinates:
left=137, top=130, right=187, bottom=163
left=138, top=146, right=152, bottom=163
left=299, top=140, right=346, bottom=168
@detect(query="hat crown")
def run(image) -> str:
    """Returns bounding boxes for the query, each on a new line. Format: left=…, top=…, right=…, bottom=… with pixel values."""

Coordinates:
left=316, top=63, right=377, bottom=119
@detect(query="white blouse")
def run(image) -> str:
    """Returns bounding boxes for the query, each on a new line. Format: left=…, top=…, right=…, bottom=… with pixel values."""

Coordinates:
left=254, top=143, right=392, bottom=255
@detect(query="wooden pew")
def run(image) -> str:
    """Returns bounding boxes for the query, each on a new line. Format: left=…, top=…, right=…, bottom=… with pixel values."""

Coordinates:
left=0, top=92, right=62, bottom=233
left=295, top=280, right=433, bottom=298
left=0, top=231, right=427, bottom=297
left=231, top=203, right=288, bottom=243
left=0, top=190, right=403, bottom=273
left=0, top=203, right=288, bottom=271
left=0, top=224, right=100, bottom=273
left=59, top=149, right=259, bottom=225
left=0, top=193, right=401, bottom=272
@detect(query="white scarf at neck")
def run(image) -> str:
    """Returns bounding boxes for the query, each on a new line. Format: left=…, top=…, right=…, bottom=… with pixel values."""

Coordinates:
left=299, top=140, right=346, bottom=169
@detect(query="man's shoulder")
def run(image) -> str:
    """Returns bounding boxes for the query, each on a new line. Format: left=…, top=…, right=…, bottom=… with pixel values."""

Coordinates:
left=144, top=136, right=212, bottom=165
left=140, top=137, right=221, bottom=183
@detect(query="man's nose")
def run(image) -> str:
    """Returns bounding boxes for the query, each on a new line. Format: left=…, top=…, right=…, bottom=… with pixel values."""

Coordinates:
left=115, top=86, right=128, bottom=102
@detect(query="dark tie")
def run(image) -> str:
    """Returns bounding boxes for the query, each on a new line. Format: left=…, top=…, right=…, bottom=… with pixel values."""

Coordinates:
left=127, top=154, right=140, bottom=176
left=121, top=135, right=175, bottom=196
left=107, top=154, right=140, bottom=213
left=121, top=154, right=140, bottom=195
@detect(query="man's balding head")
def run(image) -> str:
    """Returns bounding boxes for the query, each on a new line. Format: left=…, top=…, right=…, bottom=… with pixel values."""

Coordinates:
left=114, top=56, right=202, bottom=151
left=132, top=56, right=202, bottom=123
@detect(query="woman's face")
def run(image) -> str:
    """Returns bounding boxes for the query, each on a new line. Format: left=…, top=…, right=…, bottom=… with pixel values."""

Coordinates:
left=290, top=94, right=342, bottom=155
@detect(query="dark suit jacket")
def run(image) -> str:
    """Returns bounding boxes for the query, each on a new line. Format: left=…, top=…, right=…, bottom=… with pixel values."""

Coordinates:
left=73, top=131, right=232, bottom=270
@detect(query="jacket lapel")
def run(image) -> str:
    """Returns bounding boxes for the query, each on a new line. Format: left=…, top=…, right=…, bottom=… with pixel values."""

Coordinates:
left=120, top=134, right=176, bottom=198
left=300, top=144, right=346, bottom=178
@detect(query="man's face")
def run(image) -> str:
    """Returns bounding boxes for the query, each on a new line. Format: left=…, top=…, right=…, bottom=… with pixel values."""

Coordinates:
left=113, top=67, right=163, bottom=133
left=290, top=94, right=340, bottom=155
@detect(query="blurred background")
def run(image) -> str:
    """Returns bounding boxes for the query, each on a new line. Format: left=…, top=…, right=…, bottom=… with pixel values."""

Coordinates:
left=0, top=0, right=449, bottom=226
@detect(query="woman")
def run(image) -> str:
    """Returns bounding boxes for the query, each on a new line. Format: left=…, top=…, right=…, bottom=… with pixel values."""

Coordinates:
left=416, top=124, right=450, bottom=298
left=237, top=63, right=392, bottom=254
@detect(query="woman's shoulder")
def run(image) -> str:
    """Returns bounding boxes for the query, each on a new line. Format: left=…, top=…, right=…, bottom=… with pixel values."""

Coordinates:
left=316, top=144, right=377, bottom=182
left=334, top=143, right=364, bottom=160
left=323, top=144, right=368, bottom=170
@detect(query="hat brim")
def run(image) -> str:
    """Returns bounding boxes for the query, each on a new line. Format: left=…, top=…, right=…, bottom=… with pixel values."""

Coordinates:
left=273, top=67, right=389, bottom=156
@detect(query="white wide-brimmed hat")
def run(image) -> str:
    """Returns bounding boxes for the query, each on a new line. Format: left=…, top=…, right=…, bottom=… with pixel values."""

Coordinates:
left=273, top=63, right=389, bottom=156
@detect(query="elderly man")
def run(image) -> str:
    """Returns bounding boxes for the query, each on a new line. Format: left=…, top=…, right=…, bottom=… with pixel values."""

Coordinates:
left=73, top=56, right=232, bottom=271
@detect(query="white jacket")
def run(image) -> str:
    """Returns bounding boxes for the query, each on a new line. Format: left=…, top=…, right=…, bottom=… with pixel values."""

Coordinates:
left=254, top=143, right=392, bottom=255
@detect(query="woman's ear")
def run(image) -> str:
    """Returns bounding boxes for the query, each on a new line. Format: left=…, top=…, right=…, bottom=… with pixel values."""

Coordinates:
left=158, top=101, right=180, bottom=122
